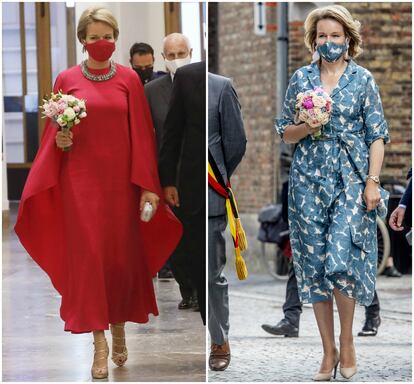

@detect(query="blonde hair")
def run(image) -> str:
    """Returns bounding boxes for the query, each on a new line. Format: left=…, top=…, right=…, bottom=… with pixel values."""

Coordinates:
left=304, top=5, right=362, bottom=58
left=77, top=7, right=119, bottom=43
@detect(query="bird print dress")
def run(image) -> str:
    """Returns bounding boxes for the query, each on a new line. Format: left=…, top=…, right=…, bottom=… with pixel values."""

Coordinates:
left=275, top=59, right=390, bottom=306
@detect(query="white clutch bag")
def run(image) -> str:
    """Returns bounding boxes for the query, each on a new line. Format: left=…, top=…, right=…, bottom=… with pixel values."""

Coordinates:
left=140, top=201, right=154, bottom=222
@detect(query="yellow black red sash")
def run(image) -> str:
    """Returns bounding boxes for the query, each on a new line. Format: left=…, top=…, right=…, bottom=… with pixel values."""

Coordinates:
left=208, top=150, right=248, bottom=280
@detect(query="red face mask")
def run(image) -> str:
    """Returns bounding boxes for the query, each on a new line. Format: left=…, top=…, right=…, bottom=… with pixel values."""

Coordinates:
left=84, top=39, right=115, bottom=61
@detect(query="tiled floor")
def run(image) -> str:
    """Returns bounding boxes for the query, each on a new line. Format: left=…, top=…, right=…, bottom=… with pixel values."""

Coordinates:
left=3, top=204, right=206, bottom=382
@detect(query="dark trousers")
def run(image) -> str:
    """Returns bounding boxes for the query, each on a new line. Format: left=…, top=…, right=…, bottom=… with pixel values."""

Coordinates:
left=283, top=265, right=302, bottom=328
left=284, top=264, right=380, bottom=326
left=180, top=209, right=206, bottom=324
left=208, top=215, right=229, bottom=345
left=168, top=207, right=196, bottom=301
left=365, top=290, right=380, bottom=318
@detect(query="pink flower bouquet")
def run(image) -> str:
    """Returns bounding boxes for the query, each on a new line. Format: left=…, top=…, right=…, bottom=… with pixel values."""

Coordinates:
left=40, top=90, right=87, bottom=151
left=295, top=87, right=333, bottom=139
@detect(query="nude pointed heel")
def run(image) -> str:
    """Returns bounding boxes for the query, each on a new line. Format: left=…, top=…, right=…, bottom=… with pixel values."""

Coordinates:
left=313, top=350, right=339, bottom=381
left=110, top=323, right=128, bottom=367
left=339, top=366, right=357, bottom=379
left=339, top=342, right=357, bottom=379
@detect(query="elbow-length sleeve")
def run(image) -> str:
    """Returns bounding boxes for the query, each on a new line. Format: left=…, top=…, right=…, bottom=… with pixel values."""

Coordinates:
left=362, top=73, right=390, bottom=146
left=275, top=70, right=299, bottom=140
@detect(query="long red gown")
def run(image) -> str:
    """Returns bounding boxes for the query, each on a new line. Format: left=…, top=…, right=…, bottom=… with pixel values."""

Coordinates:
left=14, top=63, right=183, bottom=333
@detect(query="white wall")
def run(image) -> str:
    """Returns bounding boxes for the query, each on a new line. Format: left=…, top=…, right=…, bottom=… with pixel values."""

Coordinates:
left=181, top=2, right=202, bottom=61
left=2, top=104, right=9, bottom=211
left=74, top=2, right=166, bottom=71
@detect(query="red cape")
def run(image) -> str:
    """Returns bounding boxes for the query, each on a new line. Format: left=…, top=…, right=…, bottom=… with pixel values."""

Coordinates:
left=14, top=64, right=182, bottom=332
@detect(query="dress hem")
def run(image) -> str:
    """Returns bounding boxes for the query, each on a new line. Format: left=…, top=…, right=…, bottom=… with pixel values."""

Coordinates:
left=63, top=312, right=159, bottom=334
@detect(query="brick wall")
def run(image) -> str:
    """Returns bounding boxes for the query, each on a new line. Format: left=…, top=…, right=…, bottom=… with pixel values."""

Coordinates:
left=215, top=2, right=278, bottom=213
left=212, top=2, right=412, bottom=213
left=208, top=2, right=219, bottom=74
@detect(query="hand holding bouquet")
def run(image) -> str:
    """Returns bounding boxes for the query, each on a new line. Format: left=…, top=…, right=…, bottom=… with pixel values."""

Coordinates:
left=40, top=90, right=87, bottom=151
left=295, top=87, right=333, bottom=139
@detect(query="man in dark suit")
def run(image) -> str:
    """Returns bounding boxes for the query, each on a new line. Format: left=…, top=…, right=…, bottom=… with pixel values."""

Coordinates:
left=158, top=61, right=206, bottom=323
left=145, top=33, right=196, bottom=309
left=208, top=73, right=246, bottom=371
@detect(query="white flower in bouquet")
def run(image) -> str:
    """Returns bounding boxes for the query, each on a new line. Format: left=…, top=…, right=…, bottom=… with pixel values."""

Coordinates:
left=56, top=116, right=67, bottom=127
left=62, top=94, right=77, bottom=105
left=63, top=107, right=76, bottom=121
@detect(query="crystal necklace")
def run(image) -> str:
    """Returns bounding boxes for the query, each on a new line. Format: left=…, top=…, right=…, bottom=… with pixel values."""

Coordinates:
left=80, top=60, right=116, bottom=81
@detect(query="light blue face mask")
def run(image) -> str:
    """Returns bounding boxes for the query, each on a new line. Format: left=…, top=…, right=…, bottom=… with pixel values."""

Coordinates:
left=317, top=41, right=348, bottom=62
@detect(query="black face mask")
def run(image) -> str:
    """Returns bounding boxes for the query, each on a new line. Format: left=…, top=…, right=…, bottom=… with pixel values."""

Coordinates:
left=133, top=67, right=153, bottom=84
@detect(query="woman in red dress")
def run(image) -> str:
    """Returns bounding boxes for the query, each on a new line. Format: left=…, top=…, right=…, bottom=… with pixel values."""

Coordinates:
left=14, top=7, right=182, bottom=379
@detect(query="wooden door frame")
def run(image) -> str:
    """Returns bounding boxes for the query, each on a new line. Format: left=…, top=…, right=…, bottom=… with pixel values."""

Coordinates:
left=164, top=2, right=181, bottom=34
left=36, top=2, right=52, bottom=140
left=19, top=3, right=28, bottom=164
left=66, top=6, right=76, bottom=68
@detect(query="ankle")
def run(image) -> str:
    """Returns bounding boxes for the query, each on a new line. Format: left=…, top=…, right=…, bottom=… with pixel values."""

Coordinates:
left=111, top=323, right=125, bottom=334
left=339, top=335, right=354, bottom=347
left=323, top=345, right=338, bottom=356
left=93, top=338, right=107, bottom=346
left=111, top=322, right=125, bottom=328
left=93, top=329, right=106, bottom=341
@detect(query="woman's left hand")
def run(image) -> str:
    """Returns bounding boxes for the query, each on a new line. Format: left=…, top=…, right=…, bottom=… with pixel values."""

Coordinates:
left=140, top=190, right=160, bottom=214
left=363, top=181, right=381, bottom=212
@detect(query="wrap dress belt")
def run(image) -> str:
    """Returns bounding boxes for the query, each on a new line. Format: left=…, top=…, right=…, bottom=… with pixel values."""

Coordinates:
left=306, top=130, right=389, bottom=253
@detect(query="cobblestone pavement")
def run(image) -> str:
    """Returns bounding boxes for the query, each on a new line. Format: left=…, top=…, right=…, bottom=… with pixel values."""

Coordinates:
left=208, top=271, right=412, bottom=382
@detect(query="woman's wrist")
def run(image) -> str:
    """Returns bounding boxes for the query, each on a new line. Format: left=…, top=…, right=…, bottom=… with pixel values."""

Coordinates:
left=365, top=179, right=379, bottom=189
left=300, top=122, right=308, bottom=134
left=298, top=123, right=311, bottom=138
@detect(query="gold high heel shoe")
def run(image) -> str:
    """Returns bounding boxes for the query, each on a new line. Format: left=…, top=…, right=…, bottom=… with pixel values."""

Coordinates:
left=110, top=323, right=128, bottom=367
left=313, top=350, right=340, bottom=381
left=91, top=338, right=109, bottom=379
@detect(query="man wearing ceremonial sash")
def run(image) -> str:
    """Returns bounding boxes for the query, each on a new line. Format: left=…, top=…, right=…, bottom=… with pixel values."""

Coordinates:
left=208, top=73, right=247, bottom=371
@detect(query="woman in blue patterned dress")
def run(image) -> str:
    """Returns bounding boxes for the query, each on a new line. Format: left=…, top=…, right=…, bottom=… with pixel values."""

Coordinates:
left=275, top=5, right=389, bottom=381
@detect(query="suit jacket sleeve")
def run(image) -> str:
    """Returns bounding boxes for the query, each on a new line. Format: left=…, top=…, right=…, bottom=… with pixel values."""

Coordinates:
left=144, top=83, right=151, bottom=103
left=143, top=83, right=156, bottom=123
left=219, top=79, right=247, bottom=178
left=158, top=69, right=186, bottom=187
left=400, top=178, right=412, bottom=207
